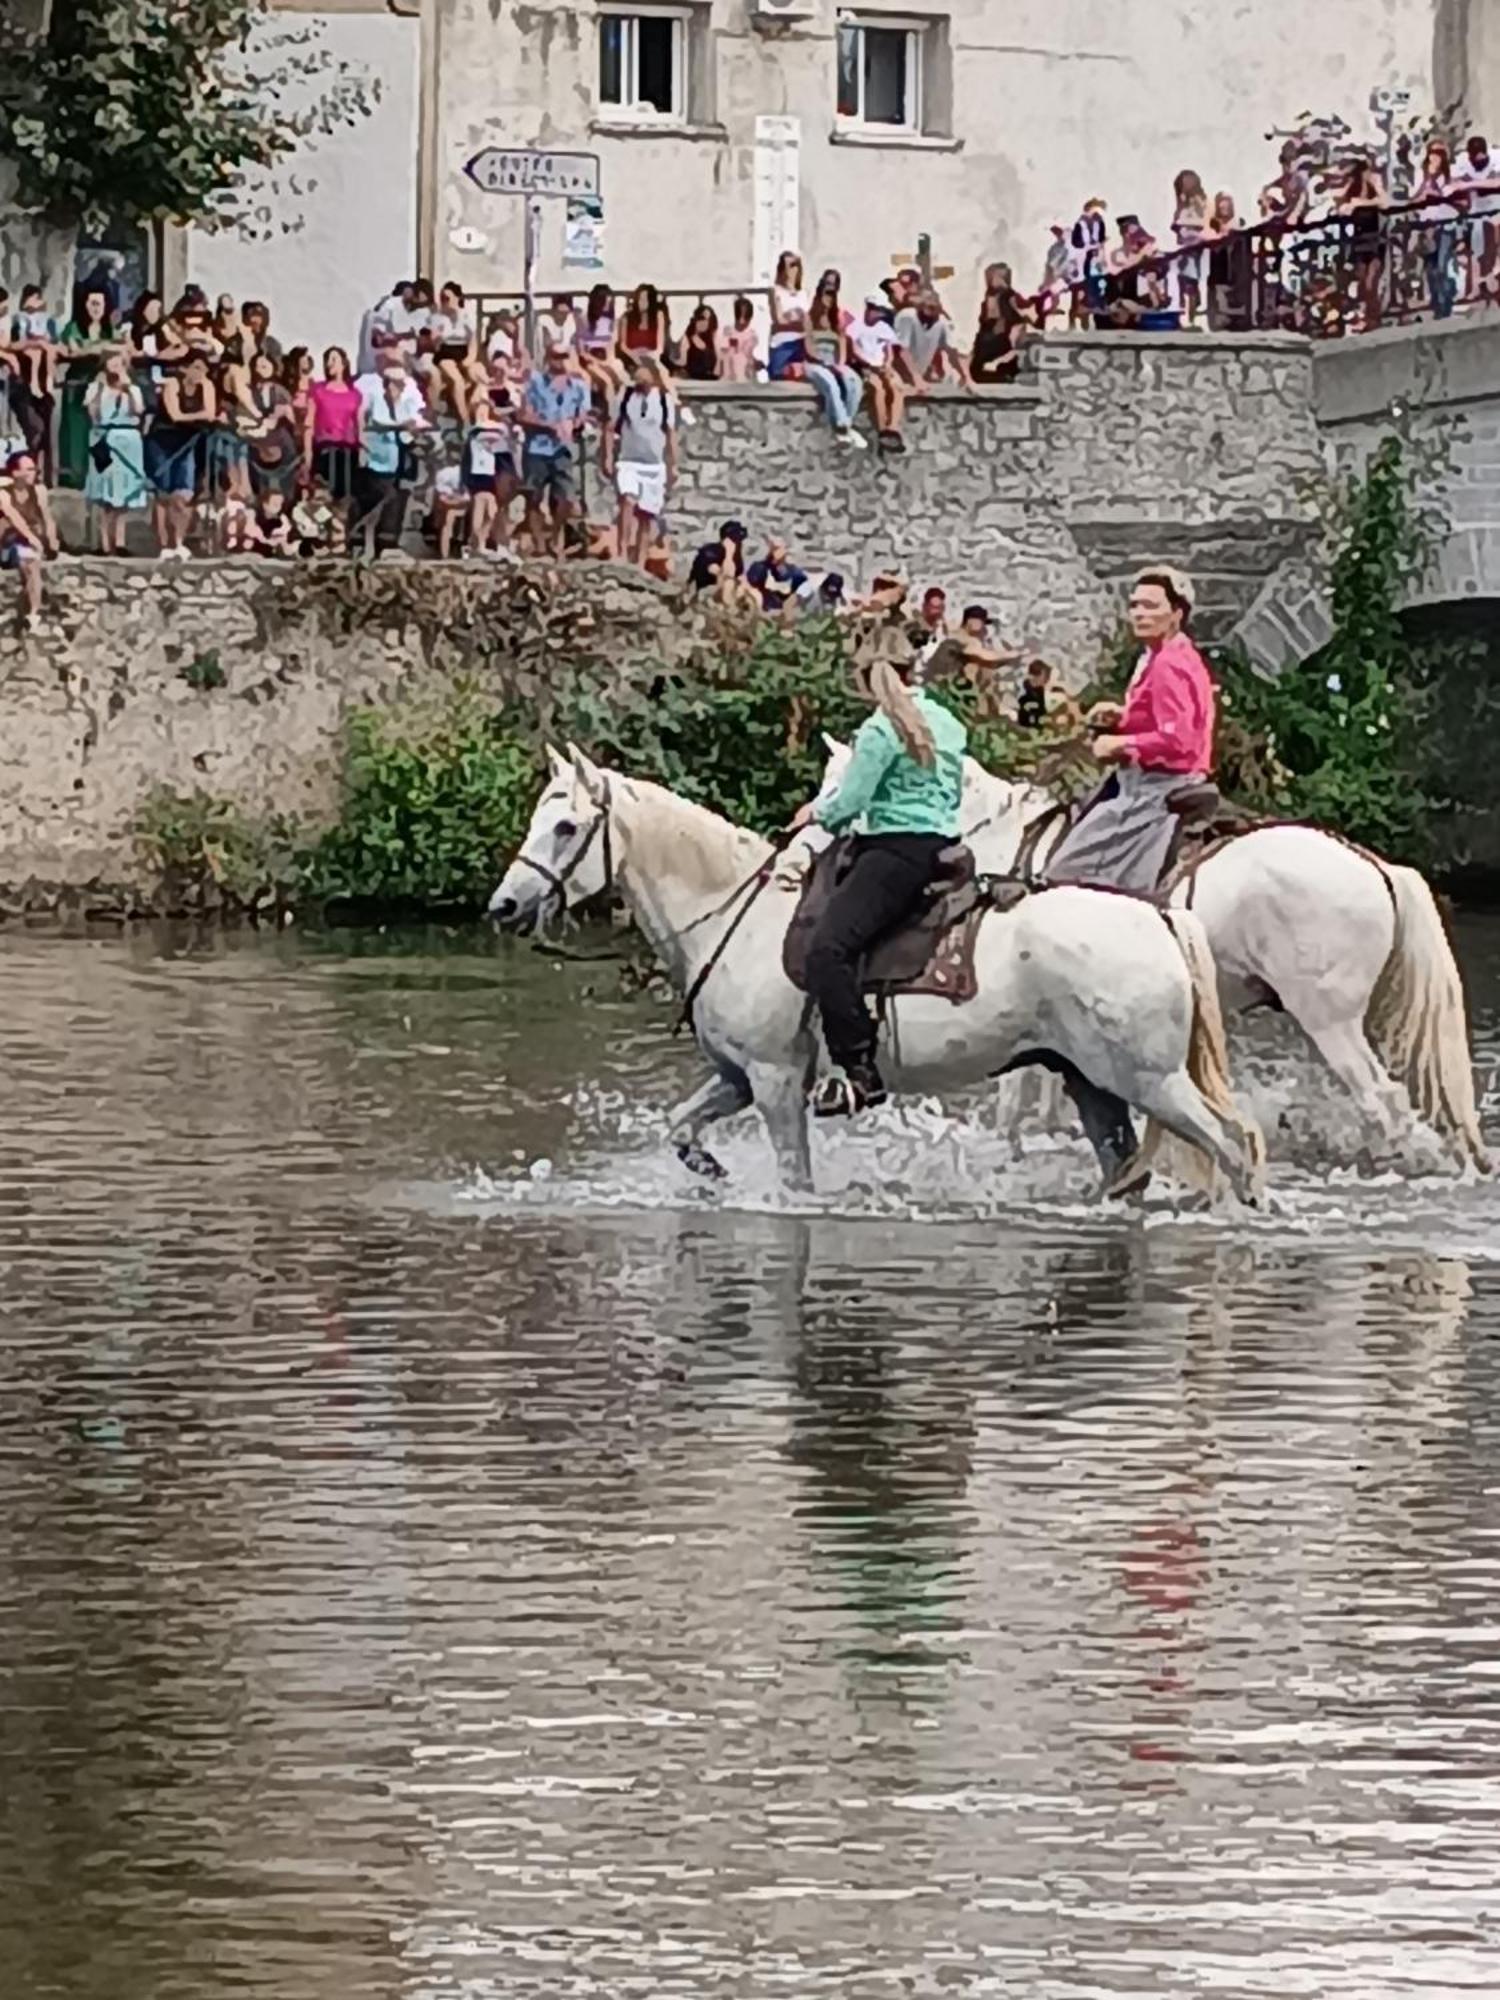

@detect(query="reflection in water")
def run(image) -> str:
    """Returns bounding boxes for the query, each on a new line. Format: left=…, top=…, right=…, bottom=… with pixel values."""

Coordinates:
left=0, top=924, right=1497, bottom=1998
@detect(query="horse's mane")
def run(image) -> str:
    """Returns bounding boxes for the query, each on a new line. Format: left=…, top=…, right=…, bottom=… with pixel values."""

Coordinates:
left=616, top=775, right=773, bottom=895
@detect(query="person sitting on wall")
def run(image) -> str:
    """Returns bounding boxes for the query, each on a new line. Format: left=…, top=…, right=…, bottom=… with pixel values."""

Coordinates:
left=688, top=518, right=750, bottom=601
left=847, top=293, right=908, bottom=453
left=0, top=449, right=59, bottom=632
left=745, top=535, right=808, bottom=616
left=892, top=291, right=969, bottom=387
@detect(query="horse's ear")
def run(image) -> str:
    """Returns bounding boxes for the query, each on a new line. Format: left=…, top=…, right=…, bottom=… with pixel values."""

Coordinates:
left=568, top=742, right=606, bottom=804
left=545, top=742, right=568, bottom=779
left=822, top=732, right=849, bottom=756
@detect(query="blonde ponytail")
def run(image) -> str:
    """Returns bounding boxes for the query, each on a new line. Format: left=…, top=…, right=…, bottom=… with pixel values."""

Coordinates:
left=868, top=658, right=935, bottom=768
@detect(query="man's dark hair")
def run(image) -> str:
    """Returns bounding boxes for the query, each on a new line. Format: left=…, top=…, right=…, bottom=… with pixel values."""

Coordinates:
left=961, top=603, right=989, bottom=625
left=719, top=519, right=747, bottom=543
left=1026, top=656, right=1051, bottom=680
left=4, top=450, right=35, bottom=474
left=1135, top=569, right=1194, bottom=625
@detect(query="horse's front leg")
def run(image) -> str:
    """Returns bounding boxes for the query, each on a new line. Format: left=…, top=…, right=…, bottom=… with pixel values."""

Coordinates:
left=748, top=1059, right=814, bottom=1194
left=669, top=1067, right=752, bottom=1180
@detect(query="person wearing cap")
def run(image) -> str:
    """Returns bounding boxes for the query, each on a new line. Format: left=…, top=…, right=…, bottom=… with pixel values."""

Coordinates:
left=789, top=568, right=846, bottom=621
left=847, top=293, right=906, bottom=450
left=1047, top=568, right=1216, bottom=893
left=520, top=339, right=591, bottom=555
left=786, top=635, right=968, bottom=1117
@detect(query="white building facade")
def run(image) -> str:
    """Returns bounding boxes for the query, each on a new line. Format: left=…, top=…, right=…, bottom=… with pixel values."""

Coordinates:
left=176, top=0, right=1499, bottom=345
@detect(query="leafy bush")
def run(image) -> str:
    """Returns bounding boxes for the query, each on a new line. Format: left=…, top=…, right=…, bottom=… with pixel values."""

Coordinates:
left=301, top=686, right=539, bottom=909
left=132, top=786, right=299, bottom=915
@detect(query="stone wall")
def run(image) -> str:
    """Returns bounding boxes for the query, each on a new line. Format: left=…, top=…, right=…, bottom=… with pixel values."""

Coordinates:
left=0, top=557, right=715, bottom=914
left=670, top=332, right=1323, bottom=665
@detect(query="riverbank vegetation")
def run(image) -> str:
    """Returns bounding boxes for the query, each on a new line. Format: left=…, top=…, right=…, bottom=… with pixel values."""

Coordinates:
left=132, top=438, right=1484, bottom=917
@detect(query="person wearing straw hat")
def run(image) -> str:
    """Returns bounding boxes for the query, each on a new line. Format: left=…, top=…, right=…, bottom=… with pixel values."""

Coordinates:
left=787, top=626, right=968, bottom=1116
left=1046, top=566, right=1216, bottom=894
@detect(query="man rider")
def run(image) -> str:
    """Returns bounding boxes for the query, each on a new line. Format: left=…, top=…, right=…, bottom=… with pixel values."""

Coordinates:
left=788, top=650, right=967, bottom=1117
left=1047, top=567, right=1215, bottom=893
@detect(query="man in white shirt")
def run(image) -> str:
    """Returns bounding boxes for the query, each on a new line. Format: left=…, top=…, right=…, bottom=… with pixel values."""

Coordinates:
left=847, top=293, right=907, bottom=453
left=1458, top=135, right=1500, bottom=295
left=893, top=291, right=968, bottom=386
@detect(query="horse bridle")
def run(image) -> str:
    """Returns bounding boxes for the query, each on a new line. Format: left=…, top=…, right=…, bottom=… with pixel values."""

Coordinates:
left=510, top=774, right=616, bottom=920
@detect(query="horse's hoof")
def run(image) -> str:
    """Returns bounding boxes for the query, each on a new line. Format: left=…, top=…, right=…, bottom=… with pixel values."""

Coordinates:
left=1104, top=1153, right=1152, bottom=1201
left=676, top=1141, right=728, bottom=1181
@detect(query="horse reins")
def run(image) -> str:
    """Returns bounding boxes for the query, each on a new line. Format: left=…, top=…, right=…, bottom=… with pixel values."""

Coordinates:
left=510, top=774, right=616, bottom=919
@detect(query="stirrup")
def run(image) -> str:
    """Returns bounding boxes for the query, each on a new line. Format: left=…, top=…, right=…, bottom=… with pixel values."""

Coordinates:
left=811, top=1069, right=888, bottom=1119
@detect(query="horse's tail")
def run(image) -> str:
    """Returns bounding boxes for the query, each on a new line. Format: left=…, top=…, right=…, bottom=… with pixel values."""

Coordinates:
left=1366, top=864, right=1489, bottom=1172
left=1135, top=909, right=1266, bottom=1199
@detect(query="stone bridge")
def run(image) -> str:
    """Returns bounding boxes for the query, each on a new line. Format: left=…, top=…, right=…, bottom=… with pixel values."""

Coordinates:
left=671, top=319, right=1500, bottom=679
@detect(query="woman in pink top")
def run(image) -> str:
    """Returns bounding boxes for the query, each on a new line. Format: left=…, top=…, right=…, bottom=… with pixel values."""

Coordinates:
left=720, top=296, right=761, bottom=381
left=1047, top=566, right=1216, bottom=892
left=308, top=345, right=362, bottom=503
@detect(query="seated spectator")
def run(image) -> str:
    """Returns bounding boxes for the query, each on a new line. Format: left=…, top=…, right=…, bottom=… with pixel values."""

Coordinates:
left=520, top=340, right=590, bottom=556
left=683, top=303, right=720, bottom=381
left=1099, top=216, right=1161, bottom=328
left=804, top=269, right=864, bottom=447
left=971, top=265, right=1027, bottom=384
left=688, top=518, right=748, bottom=599
left=84, top=350, right=148, bottom=555
left=537, top=293, right=579, bottom=355
left=791, top=569, right=846, bottom=620
left=855, top=571, right=908, bottom=614
left=577, top=285, right=625, bottom=402
left=429, top=281, right=477, bottom=420
left=483, top=310, right=527, bottom=398
left=309, top=346, right=362, bottom=510
left=887, top=266, right=923, bottom=313
left=247, top=487, right=294, bottom=556
left=721, top=296, right=761, bottom=381
left=603, top=358, right=678, bottom=568
left=617, top=284, right=670, bottom=370
left=894, top=291, right=967, bottom=386
left=848, top=292, right=906, bottom=452
left=921, top=603, right=1021, bottom=703
left=291, top=477, right=338, bottom=557
left=746, top=535, right=807, bottom=615
left=0, top=448, right=58, bottom=629
left=768, top=250, right=808, bottom=381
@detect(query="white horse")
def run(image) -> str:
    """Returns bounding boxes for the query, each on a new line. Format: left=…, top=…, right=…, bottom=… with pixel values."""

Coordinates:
left=489, top=747, right=1266, bottom=1202
left=819, top=738, right=1487, bottom=1172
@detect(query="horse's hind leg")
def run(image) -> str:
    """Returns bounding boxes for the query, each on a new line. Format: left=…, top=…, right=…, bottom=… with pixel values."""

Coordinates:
left=669, top=1067, right=751, bottom=1180
left=1297, top=1013, right=1409, bottom=1153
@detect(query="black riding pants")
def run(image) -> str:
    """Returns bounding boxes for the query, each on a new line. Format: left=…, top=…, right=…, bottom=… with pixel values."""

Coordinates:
left=805, top=833, right=949, bottom=1070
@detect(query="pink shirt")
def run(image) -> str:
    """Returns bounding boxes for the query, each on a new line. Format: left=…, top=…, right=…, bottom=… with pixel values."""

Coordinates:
left=309, top=378, right=362, bottom=447
left=1119, top=633, right=1216, bottom=773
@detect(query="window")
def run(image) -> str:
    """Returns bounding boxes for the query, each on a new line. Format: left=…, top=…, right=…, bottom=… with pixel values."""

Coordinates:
left=599, top=8, right=687, bottom=122
left=837, top=17, right=924, bottom=131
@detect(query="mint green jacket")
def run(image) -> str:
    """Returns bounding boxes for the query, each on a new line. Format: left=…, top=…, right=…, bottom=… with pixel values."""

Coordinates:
left=814, top=692, right=967, bottom=838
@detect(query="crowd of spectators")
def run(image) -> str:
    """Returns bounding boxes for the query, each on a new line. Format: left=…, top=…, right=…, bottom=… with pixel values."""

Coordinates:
left=1050, top=127, right=1500, bottom=335
left=2, top=116, right=1497, bottom=629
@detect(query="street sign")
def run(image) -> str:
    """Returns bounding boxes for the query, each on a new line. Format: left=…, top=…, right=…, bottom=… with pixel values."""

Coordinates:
left=464, top=148, right=601, bottom=199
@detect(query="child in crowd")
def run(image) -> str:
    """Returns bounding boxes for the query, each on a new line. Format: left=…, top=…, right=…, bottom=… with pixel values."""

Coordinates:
left=249, top=488, right=293, bottom=556
left=292, top=479, right=338, bottom=556
left=720, top=297, right=761, bottom=382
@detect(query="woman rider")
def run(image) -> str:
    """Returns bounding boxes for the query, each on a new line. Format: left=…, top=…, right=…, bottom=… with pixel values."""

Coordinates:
left=788, top=638, right=967, bottom=1117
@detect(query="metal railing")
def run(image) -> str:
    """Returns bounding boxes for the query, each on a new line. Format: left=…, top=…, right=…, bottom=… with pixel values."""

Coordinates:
left=1050, top=193, right=1500, bottom=337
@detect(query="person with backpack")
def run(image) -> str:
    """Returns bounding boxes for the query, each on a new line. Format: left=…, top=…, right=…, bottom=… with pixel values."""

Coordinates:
left=601, top=357, right=678, bottom=569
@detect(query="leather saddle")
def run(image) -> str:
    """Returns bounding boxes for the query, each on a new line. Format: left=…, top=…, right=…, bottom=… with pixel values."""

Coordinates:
left=784, top=839, right=1026, bottom=1006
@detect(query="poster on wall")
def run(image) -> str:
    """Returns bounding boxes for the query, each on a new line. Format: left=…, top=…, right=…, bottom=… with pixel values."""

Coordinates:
left=563, top=195, right=605, bottom=271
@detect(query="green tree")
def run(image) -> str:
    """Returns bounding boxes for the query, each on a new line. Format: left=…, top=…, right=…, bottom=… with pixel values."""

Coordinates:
left=0, top=0, right=373, bottom=233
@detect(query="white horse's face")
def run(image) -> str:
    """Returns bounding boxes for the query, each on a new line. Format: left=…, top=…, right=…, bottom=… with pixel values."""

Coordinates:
left=488, top=749, right=613, bottom=934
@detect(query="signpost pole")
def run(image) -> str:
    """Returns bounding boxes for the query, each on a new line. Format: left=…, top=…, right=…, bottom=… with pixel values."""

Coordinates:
left=523, top=194, right=542, bottom=356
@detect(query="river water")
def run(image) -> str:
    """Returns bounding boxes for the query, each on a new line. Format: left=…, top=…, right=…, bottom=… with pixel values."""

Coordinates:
left=2, top=919, right=1500, bottom=2000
